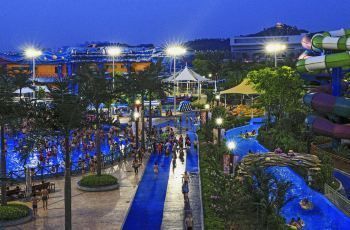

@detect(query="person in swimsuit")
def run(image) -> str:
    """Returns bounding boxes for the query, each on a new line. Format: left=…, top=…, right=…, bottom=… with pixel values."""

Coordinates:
left=42, top=187, right=49, bottom=210
left=32, top=194, right=39, bottom=217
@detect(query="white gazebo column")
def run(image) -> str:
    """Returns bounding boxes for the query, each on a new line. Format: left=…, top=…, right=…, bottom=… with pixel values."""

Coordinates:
left=186, top=81, right=189, bottom=95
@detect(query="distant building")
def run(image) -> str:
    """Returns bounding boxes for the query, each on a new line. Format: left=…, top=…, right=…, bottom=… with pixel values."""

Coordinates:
left=0, top=43, right=163, bottom=82
left=230, top=23, right=308, bottom=62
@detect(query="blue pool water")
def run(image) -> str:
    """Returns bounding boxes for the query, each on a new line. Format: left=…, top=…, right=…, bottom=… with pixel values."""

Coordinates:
left=123, top=154, right=172, bottom=230
left=5, top=132, right=127, bottom=176
left=185, top=131, right=199, bottom=173
left=226, top=123, right=350, bottom=230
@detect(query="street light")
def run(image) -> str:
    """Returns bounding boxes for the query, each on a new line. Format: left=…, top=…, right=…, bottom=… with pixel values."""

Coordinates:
left=165, top=44, right=187, bottom=118
left=25, top=47, right=42, bottom=99
left=204, top=104, right=210, bottom=123
left=227, top=141, right=236, bottom=151
left=215, top=117, right=223, bottom=145
left=107, top=46, right=122, bottom=87
left=134, top=111, right=140, bottom=149
left=215, top=94, right=220, bottom=106
left=265, top=43, right=287, bottom=67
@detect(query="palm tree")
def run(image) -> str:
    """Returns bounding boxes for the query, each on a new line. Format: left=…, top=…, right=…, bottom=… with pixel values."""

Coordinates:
left=10, top=68, right=32, bottom=101
left=38, top=78, right=86, bottom=229
left=78, top=64, right=115, bottom=176
left=0, top=72, right=17, bottom=206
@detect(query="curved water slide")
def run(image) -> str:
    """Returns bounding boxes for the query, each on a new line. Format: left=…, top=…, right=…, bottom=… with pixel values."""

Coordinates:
left=297, top=28, right=350, bottom=139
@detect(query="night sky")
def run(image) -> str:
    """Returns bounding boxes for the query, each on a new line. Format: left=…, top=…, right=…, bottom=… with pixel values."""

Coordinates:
left=0, top=0, right=348, bottom=51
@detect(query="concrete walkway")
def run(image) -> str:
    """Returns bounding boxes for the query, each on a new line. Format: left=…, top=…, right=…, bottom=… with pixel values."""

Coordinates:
left=7, top=156, right=149, bottom=230
left=161, top=113, right=203, bottom=230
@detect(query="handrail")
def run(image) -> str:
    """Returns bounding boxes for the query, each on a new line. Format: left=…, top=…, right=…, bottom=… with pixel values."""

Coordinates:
left=324, top=183, right=350, bottom=216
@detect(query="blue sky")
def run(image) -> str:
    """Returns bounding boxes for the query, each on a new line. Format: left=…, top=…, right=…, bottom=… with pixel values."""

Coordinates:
left=0, top=0, right=348, bottom=51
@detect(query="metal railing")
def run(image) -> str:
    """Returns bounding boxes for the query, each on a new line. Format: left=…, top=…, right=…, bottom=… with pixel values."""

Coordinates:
left=7, top=151, right=125, bottom=182
left=324, top=183, right=350, bottom=216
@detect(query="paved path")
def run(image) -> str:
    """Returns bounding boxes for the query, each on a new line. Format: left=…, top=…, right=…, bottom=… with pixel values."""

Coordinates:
left=161, top=113, right=203, bottom=230
left=8, top=157, right=148, bottom=230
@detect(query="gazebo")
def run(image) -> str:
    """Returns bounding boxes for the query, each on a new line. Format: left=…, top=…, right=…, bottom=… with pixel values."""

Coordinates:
left=163, top=66, right=210, bottom=97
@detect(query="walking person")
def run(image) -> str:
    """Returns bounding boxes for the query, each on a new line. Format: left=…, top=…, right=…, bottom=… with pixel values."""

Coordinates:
left=32, top=194, right=39, bottom=217
left=153, top=161, right=159, bottom=175
left=185, top=213, right=194, bottom=230
left=41, top=187, right=49, bottom=210
left=132, top=159, right=140, bottom=175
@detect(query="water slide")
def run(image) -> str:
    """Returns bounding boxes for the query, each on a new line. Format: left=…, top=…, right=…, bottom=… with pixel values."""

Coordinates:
left=297, top=28, right=350, bottom=139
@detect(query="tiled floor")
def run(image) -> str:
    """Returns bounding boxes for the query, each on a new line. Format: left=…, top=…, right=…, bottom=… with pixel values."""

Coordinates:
left=7, top=157, right=148, bottom=230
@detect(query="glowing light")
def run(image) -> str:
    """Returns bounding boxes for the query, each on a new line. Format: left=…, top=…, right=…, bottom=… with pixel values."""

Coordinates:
left=215, top=117, right=223, bottom=126
left=215, top=94, right=220, bottom=100
left=265, top=43, right=287, bottom=53
left=24, top=48, right=42, bottom=59
left=133, top=111, right=140, bottom=119
left=204, top=104, right=210, bottom=110
left=208, top=73, right=212, bottom=78
left=135, top=99, right=141, bottom=105
left=107, top=46, right=122, bottom=57
left=227, top=141, right=236, bottom=150
left=165, top=45, right=187, bottom=57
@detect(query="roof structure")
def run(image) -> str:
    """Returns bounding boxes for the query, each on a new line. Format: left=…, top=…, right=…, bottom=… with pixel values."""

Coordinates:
left=164, top=66, right=210, bottom=82
left=220, top=79, right=258, bottom=95
left=0, top=43, right=164, bottom=65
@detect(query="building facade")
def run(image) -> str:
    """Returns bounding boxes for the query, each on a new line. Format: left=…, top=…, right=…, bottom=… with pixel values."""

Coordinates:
left=0, top=43, right=164, bottom=82
left=231, top=23, right=308, bottom=62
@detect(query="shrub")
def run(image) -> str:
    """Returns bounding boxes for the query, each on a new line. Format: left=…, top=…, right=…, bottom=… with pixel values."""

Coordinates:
left=0, top=203, right=30, bottom=221
left=80, top=174, right=118, bottom=187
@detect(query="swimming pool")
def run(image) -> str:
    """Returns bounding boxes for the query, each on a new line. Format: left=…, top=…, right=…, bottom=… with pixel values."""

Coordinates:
left=4, top=131, right=128, bottom=178
left=225, top=123, right=350, bottom=229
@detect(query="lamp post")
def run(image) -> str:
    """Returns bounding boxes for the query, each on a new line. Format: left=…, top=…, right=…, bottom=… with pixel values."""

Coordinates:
left=107, top=47, right=122, bottom=88
left=204, top=104, right=210, bottom=123
left=215, top=117, right=223, bottom=145
left=265, top=43, right=287, bottom=67
left=215, top=94, right=220, bottom=106
left=227, top=141, right=236, bottom=174
left=134, top=111, right=140, bottom=149
left=25, top=48, right=42, bottom=99
left=165, top=45, right=186, bottom=118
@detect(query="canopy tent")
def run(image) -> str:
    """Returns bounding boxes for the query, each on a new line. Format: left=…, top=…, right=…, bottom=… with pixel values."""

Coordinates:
left=220, top=79, right=258, bottom=95
left=220, top=79, right=260, bottom=118
left=163, top=66, right=210, bottom=97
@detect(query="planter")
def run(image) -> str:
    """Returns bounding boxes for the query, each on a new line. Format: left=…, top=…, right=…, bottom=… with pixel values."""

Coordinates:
left=77, top=181, right=120, bottom=192
left=0, top=209, right=33, bottom=228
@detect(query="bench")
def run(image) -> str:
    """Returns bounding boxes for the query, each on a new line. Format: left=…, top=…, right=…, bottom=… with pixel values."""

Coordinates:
left=6, top=188, right=25, bottom=200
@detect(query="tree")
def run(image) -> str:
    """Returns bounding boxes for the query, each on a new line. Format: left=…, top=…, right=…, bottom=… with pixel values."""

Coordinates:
left=10, top=68, right=32, bottom=101
left=248, top=66, right=305, bottom=124
left=78, top=64, right=114, bottom=176
left=0, top=73, right=17, bottom=206
left=38, top=79, right=86, bottom=229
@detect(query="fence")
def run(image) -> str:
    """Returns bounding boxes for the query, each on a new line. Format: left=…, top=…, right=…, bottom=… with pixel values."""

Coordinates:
left=7, top=151, right=124, bottom=182
left=324, top=183, right=350, bottom=216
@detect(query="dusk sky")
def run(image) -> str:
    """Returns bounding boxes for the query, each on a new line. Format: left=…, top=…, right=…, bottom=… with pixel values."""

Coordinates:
left=1, top=0, right=348, bottom=51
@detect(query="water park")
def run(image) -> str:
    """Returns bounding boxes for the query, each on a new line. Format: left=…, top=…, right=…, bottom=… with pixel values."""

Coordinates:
left=1, top=8, right=350, bottom=228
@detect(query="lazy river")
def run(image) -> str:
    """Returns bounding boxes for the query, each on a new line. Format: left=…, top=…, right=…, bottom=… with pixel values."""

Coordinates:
left=225, top=122, right=350, bottom=230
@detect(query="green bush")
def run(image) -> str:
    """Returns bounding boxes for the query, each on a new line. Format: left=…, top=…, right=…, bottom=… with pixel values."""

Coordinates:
left=0, top=203, right=30, bottom=221
left=80, top=174, right=118, bottom=187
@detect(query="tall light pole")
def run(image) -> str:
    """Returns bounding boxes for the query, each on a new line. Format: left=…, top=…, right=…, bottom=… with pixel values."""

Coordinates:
left=25, top=48, right=42, bottom=99
left=107, top=46, right=122, bottom=88
left=215, top=117, right=223, bottom=145
left=265, top=43, right=287, bottom=67
left=204, top=104, right=210, bottom=123
left=134, top=111, right=140, bottom=149
left=165, top=45, right=186, bottom=118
